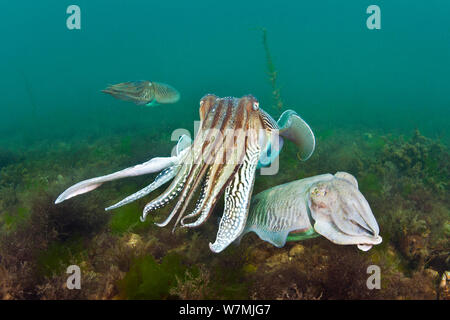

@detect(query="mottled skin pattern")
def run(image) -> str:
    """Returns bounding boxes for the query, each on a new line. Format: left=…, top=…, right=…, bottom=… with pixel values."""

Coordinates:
left=239, top=172, right=382, bottom=251
left=55, top=94, right=315, bottom=253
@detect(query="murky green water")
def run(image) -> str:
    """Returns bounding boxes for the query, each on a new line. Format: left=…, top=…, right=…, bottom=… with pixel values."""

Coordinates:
left=1, top=1, right=449, bottom=146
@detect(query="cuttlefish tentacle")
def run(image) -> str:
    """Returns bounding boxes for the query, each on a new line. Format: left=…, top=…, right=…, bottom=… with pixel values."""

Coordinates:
left=55, top=153, right=183, bottom=205
left=105, top=135, right=193, bottom=211
left=180, top=128, right=248, bottom=228
left=180, top=167, right=212, bottom=226
left=141, top=151, right=193, bottom=222
left=105, top=164, right=182, bottom=211
left=159, top=97, right=240, bottom=229
left=180, top=98, right=250, bottom=228
left=140, top=95, right=218, bottom=222
left=55, top=134, right=191, bottom=206
left=209, top=140, right=261, bottom=253
left=148, top=95, right=224, bottom=226
left=183, top=104, right=277, bottom=231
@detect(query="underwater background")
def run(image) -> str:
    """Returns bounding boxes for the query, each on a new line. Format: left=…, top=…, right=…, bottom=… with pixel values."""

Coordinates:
left=0, top=0, right=448, bottom=299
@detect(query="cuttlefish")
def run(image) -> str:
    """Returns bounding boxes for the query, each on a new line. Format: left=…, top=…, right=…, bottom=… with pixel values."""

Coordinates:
left=102, top=80, right=180, bottom=106
left=238, top=172, right=382, bottom=251
left=55, top=94, right=315, bottom=253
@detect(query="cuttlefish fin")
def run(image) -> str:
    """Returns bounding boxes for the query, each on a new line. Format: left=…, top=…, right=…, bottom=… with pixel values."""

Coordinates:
left=152, top=82, right=180, bottom=104
left=55, top=135, right=191, bottom=205
left=209, top=145, right=260, bottom=253
left=145, top=100, right=160, bottom=107
left=277, top=110, right=315, bottom=161
left=239, top=227, right=290, bottom=248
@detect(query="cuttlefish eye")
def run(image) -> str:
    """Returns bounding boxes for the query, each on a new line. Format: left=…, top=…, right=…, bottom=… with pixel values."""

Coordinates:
left=311, top=186, right=327, bottom=197
left=252, top=101, right=259, bottom=111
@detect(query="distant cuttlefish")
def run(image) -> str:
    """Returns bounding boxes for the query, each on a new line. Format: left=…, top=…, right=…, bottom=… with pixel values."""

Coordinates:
left=102, top=80, right=180, bottom=106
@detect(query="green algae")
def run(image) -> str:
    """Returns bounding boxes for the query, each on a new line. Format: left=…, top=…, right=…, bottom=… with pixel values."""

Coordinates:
left=36, top=239, right=85, bottom=277
left=0, top=207, right=30, bottom=233
left=109, top=202, right=152, bottom=234
left=359, top=172, right=382, bottom=194
left=118, top=252, right=196, bottom=299
left=0, top=128, right=448, bottom=299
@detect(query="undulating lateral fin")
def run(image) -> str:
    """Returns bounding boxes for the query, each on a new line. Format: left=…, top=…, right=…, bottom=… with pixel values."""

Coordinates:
left=152, top=82, right=180, bottom=104
left=145, top=100, right=159, bottom=107
left=245, top=227, right=290, bottom=248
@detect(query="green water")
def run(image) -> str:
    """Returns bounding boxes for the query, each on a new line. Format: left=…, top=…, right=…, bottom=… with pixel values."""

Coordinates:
left=1, top=1, right=449, bottom=146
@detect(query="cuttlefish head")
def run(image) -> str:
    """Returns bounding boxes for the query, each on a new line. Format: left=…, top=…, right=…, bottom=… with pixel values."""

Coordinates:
left=308, top=172, right=382, bottom=251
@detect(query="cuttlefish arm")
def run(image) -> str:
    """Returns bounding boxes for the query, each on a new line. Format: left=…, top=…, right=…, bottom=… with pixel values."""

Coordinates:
left=209, top=143, right=261, bottom=253
left=237, top=172, right=382, bottom=251
left=54, top=135, right=191, bottom=205
left=257, top=109, right=315, bottom=168
left=277, top=110, right=315, bottom=161
left=105, top=135, right=192, bottom=211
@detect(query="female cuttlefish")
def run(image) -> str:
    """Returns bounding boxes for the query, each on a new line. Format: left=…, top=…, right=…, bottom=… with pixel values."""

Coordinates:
left=240, top=172, right=382, bottom=251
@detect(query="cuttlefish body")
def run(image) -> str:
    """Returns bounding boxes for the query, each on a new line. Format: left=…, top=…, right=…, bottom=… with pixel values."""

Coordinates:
left=55, top=94, right=315, bottom=253
left=239, top=172, right=382, bottom=251
left=102, top=80, right=180, bottom=106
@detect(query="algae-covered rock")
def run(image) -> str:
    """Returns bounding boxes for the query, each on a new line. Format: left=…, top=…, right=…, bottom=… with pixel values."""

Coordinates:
left=125, top=233, right=142, bottom=249
left=266, top=253, right=289, bottom=269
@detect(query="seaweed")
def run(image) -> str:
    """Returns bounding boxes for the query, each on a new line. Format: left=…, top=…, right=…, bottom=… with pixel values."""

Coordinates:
left=118, top=252, right=193, bottom=299
left=260, top=28, right=284, bottom=114
left=0, top=127, right=448, bottom=300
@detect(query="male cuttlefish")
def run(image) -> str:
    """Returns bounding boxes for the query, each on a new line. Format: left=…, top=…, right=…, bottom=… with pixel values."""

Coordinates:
left=55, top=94, right=315, bottom=253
